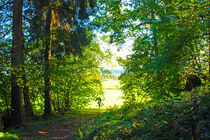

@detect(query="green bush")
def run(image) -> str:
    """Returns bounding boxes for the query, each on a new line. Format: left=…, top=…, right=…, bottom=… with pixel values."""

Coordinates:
left=0, top=132, right=19, bottom=140
left=76, top=92, right=210, bottom=140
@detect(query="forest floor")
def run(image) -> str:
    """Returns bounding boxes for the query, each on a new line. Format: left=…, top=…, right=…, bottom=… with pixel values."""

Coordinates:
left=20, top=113, right=99, bottom=140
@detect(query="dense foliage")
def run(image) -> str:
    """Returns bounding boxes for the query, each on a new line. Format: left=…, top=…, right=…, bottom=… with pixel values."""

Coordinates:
left=0, top=0, right=109, bottom=127
left=76, top=0, right=209, bottom=139
left=0, top=0, right=209, bottom=139
left=94, top=0, right=209, bottom=102
left=76, top=87, right=209, bottom=139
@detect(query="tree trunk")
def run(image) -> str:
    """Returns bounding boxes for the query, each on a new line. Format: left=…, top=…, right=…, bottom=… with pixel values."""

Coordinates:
left=21, top=27, right=33, bottom=118
left=151, top=0, right=158, bottom=56
left=44, top=8, right=53, bottom=117
left=23, top=73, right=34, bottom=118
left=11, top=0, right=23, bottom=126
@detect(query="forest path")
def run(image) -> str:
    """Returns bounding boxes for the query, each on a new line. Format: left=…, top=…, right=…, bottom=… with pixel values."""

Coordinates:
left=20, top=113, right=98, bottom=140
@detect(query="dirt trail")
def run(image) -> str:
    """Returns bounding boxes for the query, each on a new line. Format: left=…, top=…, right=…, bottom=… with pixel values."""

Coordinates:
left=20, top=114, right=97, bottom=140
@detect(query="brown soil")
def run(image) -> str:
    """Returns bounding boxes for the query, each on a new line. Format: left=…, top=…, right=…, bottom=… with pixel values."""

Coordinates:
left=20, top=114, right=97, bottom=140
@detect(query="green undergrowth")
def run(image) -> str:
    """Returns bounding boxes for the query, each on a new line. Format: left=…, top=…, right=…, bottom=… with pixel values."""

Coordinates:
left=0, top=108, right=104, bottom=140
left=76, top=91, right=210, bottom=140
left=0, top=132, right=19, bottom=140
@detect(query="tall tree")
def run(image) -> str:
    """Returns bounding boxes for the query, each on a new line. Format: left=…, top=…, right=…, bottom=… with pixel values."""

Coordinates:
left=43, top=1, right=53, bottom=116
left=23, top=71, right=34, bottom=118
left=11, top=0, right=24, bottom=125
left=29, top=0, right=96, bottom=116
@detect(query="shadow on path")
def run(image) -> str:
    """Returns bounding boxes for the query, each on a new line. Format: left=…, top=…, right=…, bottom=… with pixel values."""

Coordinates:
left=21, top=114, right=98, bottom=140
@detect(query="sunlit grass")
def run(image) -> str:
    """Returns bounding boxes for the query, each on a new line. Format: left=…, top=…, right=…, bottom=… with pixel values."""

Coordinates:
left=89, top=80, right=124, bottom=108
left=69, top=108, right=106, bottom=115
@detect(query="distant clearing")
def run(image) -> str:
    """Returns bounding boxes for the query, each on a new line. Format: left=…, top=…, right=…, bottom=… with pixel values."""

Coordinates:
left=89, top=80, right=124, bottom=108
left=102, top=79, right=121, bottom=90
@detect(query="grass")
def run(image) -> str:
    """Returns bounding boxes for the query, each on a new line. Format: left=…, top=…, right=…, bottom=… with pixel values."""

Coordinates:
left=69, top=108, right=106, bottom=115
left=89, top=80, right=124, bottom=108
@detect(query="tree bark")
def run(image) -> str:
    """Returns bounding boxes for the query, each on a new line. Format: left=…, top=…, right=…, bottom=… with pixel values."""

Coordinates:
left=23, top=73, right=34, bottom=118
left=44, top=8, right=53, bottom=117
left=11, top=0, right=23, bottom=126
left=151, top=0, right=158, bottom=56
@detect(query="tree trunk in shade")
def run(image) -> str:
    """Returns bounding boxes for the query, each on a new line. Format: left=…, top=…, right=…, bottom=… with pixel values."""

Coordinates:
left=11, top=0, right=24, bottom=126
left=44, top=7, right=53, bottom=117
left=23, top=72, right=34, bottom=118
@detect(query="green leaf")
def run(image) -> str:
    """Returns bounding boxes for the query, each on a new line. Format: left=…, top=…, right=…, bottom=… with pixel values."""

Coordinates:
left=164, top=69, right=171, bottom=72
